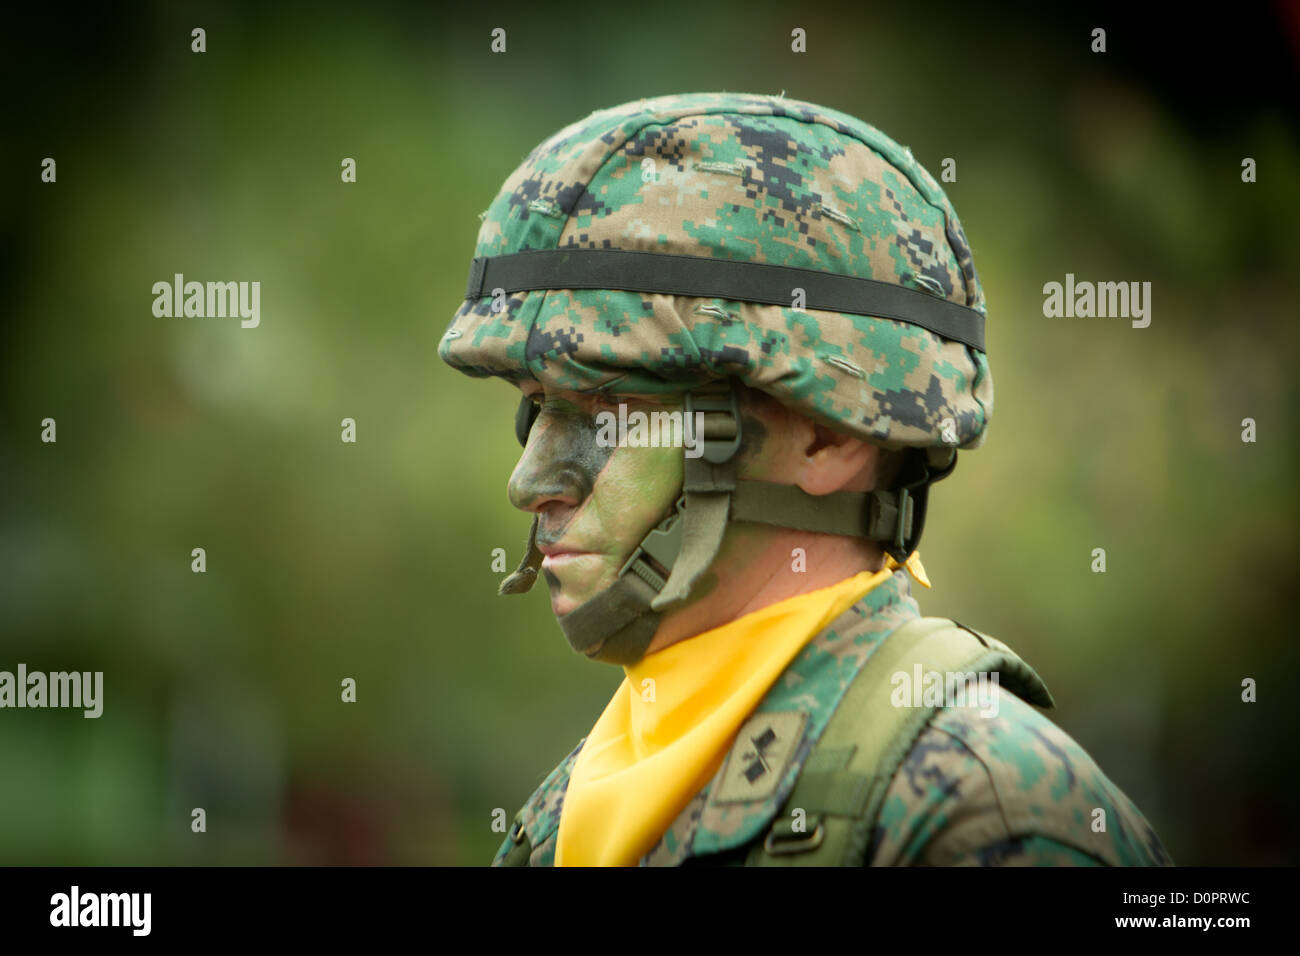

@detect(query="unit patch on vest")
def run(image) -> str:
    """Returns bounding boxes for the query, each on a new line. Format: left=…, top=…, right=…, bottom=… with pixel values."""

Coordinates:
left=712, top=711, right=807, bottom=803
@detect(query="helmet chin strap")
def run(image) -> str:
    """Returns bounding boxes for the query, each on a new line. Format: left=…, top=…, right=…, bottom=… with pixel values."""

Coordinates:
left=497, top=380, right=956, bottom=666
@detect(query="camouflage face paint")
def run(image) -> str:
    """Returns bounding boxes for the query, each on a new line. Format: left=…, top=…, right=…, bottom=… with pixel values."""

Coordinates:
left=507, top=389, right=683, bottom=617
left=509, top=385, right=793, bottom=623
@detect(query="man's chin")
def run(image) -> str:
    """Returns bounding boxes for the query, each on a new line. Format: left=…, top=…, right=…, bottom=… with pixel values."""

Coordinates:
left=548, top=578, right=618, bottom=618
left=550, top=593, right=578, bottom=617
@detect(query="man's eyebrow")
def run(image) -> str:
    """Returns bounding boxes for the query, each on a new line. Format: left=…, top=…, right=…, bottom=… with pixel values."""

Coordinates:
left=596, top=391, right=676, bottom=403
left=514, top=383, right=679, bottom=406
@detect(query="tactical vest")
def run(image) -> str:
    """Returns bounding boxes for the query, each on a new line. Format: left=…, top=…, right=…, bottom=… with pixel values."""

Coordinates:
left=499, top=617, right=1054, bottom=867
left=746, top=616, right=1053, bottom=866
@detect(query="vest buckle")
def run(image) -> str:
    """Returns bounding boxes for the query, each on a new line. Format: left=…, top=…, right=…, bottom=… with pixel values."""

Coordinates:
left=763, top=820, right=825, bottom=856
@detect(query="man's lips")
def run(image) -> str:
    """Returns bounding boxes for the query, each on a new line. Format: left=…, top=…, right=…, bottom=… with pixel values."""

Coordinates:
left=536, top=541, right=598, bottom=562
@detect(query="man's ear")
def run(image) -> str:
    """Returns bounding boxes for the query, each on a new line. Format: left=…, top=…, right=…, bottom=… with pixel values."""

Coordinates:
left=796, top=424, right=878, bottom=496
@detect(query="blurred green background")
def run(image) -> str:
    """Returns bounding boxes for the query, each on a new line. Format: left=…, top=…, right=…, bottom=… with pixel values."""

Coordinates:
left=2, top=0, right=1298, bottom=865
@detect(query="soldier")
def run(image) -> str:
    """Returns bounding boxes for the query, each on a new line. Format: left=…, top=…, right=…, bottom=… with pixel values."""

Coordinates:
left=440, top=93, right=1172, bottom=867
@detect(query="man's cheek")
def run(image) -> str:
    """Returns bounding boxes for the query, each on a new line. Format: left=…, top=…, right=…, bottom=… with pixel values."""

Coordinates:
left=573, top=446, right=681, bottom=542
left=603, top=444, right=683, bottom=507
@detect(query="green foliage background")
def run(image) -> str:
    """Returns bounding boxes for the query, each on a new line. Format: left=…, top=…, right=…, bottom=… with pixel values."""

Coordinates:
left=2, top=1, right=1297, bottom=864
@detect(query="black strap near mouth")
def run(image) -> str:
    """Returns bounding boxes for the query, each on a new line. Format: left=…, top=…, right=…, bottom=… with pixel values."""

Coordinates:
left=464, top=248, right=985, bottom=352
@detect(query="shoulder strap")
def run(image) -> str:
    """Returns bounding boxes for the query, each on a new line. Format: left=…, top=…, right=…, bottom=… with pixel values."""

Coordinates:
left=746, top=616, right=1053, bottom=866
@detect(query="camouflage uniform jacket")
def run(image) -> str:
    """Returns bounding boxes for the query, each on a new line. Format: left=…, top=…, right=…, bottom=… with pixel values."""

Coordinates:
left=492, top=569, right=1173, bottom=866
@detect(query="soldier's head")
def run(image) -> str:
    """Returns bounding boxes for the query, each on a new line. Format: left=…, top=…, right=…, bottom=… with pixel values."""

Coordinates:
left=441, top=93, right=990, bottom=666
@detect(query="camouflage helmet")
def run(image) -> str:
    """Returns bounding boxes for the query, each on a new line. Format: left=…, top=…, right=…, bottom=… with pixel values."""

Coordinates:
left=440, top=92, right=990, bottom=665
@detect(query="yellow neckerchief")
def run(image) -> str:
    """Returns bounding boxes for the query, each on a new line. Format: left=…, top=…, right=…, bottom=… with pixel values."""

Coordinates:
left=554, top=551, right=930, bottom=866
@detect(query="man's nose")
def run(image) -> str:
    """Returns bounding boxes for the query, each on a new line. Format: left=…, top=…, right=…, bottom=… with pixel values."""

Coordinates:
left=506, top=418, right=589, bottom=514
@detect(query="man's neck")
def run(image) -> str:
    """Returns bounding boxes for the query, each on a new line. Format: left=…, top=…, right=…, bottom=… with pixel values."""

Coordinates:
left=642, top=531, right=886, bottom=655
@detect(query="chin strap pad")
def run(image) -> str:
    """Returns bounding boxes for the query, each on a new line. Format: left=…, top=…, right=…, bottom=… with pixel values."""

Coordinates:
left=556, top=571, right=663, bottom=664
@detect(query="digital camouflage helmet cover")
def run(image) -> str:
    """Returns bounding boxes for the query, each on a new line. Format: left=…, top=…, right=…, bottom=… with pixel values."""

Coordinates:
left=440, top=92, right=991, bottom=665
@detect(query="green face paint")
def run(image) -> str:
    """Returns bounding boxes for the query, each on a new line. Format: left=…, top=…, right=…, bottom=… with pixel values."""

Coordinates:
left=508, top=390, right=684, bottom=617
left=508, top=385, right=787, bottom=629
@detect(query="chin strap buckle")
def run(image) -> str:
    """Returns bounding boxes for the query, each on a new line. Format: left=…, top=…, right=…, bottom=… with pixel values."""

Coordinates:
left=891, top=487, right=915, bottom=559
left=878, top=446, right=959, bottom=565
left=683, top=384, right=743, bottom=465
left=618, top=495, right=687, bottom=593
